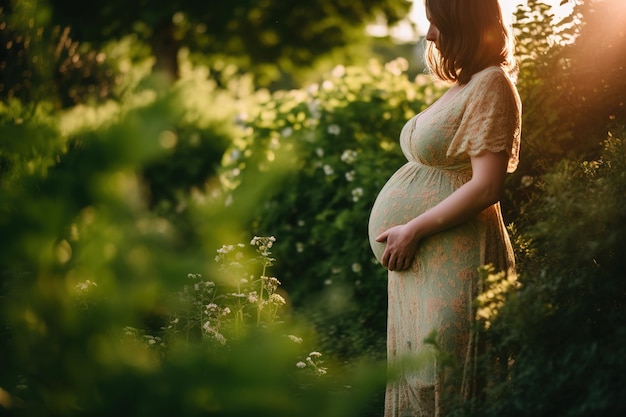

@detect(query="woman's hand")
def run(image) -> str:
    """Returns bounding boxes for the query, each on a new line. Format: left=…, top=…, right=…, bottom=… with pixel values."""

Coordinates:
left=376, top=224, right=420, bottom=271
left=375, top=151, right=509, bottom=272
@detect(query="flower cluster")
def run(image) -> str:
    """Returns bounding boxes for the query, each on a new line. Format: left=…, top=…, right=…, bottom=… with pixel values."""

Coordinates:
left=170, top=237, right=292, bottom=346
left=250, top=235, right=276, bottom=259
left=296, top=351, right=327, bottom=376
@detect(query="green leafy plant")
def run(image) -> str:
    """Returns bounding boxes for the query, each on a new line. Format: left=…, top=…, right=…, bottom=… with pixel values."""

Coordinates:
left=475, top=130, right=626, bottom=417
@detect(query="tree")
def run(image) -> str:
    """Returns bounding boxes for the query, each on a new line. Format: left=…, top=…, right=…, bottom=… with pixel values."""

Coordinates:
left=48, top=0, right=412, bottom=85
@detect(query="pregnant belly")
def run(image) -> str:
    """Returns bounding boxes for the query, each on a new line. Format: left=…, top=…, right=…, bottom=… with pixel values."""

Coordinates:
left=367, top=163, right=457, bottom=263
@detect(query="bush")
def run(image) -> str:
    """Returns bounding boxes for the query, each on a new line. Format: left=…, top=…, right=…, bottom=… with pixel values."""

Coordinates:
left=478, top=129, right=626, bottom=417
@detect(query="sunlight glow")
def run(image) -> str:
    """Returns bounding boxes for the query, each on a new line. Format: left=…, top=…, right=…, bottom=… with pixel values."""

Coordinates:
left=409, top=0, right=576, bottom=36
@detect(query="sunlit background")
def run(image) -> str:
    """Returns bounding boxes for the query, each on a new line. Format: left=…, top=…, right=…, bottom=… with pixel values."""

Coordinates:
left=372, top=0, right=577, bottom=40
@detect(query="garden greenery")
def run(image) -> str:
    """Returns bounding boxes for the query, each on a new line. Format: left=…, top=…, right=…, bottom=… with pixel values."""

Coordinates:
left=475, top=132, right=626, bottom=417
left=1, top=1, right=626, bottom=416
left=0, top=70, right=388, bottom=416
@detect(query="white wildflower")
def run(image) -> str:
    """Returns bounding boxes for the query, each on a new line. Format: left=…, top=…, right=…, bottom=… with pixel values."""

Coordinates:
left=248, top=292, right=259, bottom=304
left=269, top=137, right=280, bottom=150
left=74, top=280, right=97, bottom=293
left=316, top=147, right=324, bottom=158
left=202, top=321, right=212, bottom=332
left=296, top=242, right=304, bottom=253
left=296, top=361, right=307, bottom=369
left=323, top=164, right=334, bottom=176
left=281, top=127, right=293, bottom=137
left=307, top=99, right=321, bottom=119
left=351, top=187, right=364, bottom=202
left=262, top=276, right=281, bottom=292
left=331, top=65, right=346, bottom=78
left=269, top=293, right=286, bottom=306
left=345, top=170, right=355, bottom=182
left=214, top=332, right=227, bottom=345
left=340, top=149, right=358, bottom=164
left=351, top=263, right=362, bottom=273
left=321, top=80, right=334, bottom=90
left=327, top=124, right=341, bottom=135
left=521, top=175, right=534, bottom=188
left=288, top=335, right=303, bottom=344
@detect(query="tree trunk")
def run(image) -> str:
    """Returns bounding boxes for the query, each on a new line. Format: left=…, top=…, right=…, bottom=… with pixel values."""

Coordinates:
left=151, top=19, right=179, bottom=84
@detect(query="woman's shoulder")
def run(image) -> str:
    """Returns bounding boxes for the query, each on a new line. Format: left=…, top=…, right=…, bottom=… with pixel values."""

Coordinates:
left=467, top=66, right=519, bottom=99
left=469, top=66, right=511, bottom=85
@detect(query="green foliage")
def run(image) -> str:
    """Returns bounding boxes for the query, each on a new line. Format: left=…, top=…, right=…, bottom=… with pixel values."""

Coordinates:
left=512, top=0, right=573, bottom=166
left=0, top=4, right=132, bottom=108
left=477, top=130, right=626, bottom=417
left=47, top=0, right=413, bottom=86
left=223, top=58, right=446, bottom=359
left=0, top=73, right=388, bottom=417
left=1, top=3, right=395, bottom=411
left=508, top=0, right=626, bottom=221
left=3, top=0, right=626, bottom=415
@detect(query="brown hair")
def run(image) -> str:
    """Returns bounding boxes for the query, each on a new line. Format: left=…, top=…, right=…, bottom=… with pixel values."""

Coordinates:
left=424, top=0, right=517, bottom=84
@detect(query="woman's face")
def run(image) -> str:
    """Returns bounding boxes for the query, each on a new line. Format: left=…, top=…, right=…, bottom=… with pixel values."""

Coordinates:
left=425, top=8, right=441, bottom=49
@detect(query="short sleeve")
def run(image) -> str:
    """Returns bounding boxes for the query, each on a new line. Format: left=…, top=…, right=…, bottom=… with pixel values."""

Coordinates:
left=446, top=68, right=522, bottom=173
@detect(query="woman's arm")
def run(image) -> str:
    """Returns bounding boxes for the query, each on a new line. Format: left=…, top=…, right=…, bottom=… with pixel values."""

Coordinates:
left=376, top=150, right=509, bottom=271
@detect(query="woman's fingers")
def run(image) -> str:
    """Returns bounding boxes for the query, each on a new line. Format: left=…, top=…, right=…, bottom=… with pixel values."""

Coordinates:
left=384, top=252, right=408, bottom=271
left=378, top=226, right=414, bottom=270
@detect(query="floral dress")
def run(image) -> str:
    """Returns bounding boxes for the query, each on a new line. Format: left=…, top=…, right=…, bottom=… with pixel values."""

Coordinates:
left=367, top=66, right=521, bottom=417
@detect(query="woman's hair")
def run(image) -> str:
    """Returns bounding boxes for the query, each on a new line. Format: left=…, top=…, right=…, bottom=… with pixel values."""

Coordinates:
left=424, top=0, right=517, bottom=84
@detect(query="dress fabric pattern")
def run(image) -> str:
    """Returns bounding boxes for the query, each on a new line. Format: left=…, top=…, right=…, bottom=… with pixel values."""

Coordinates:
left=367, top=66, right=521, bottom=417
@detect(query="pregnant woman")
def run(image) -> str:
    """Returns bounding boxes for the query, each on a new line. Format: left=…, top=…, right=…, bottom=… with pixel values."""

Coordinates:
left=367, top=0, right=521, bottom=416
